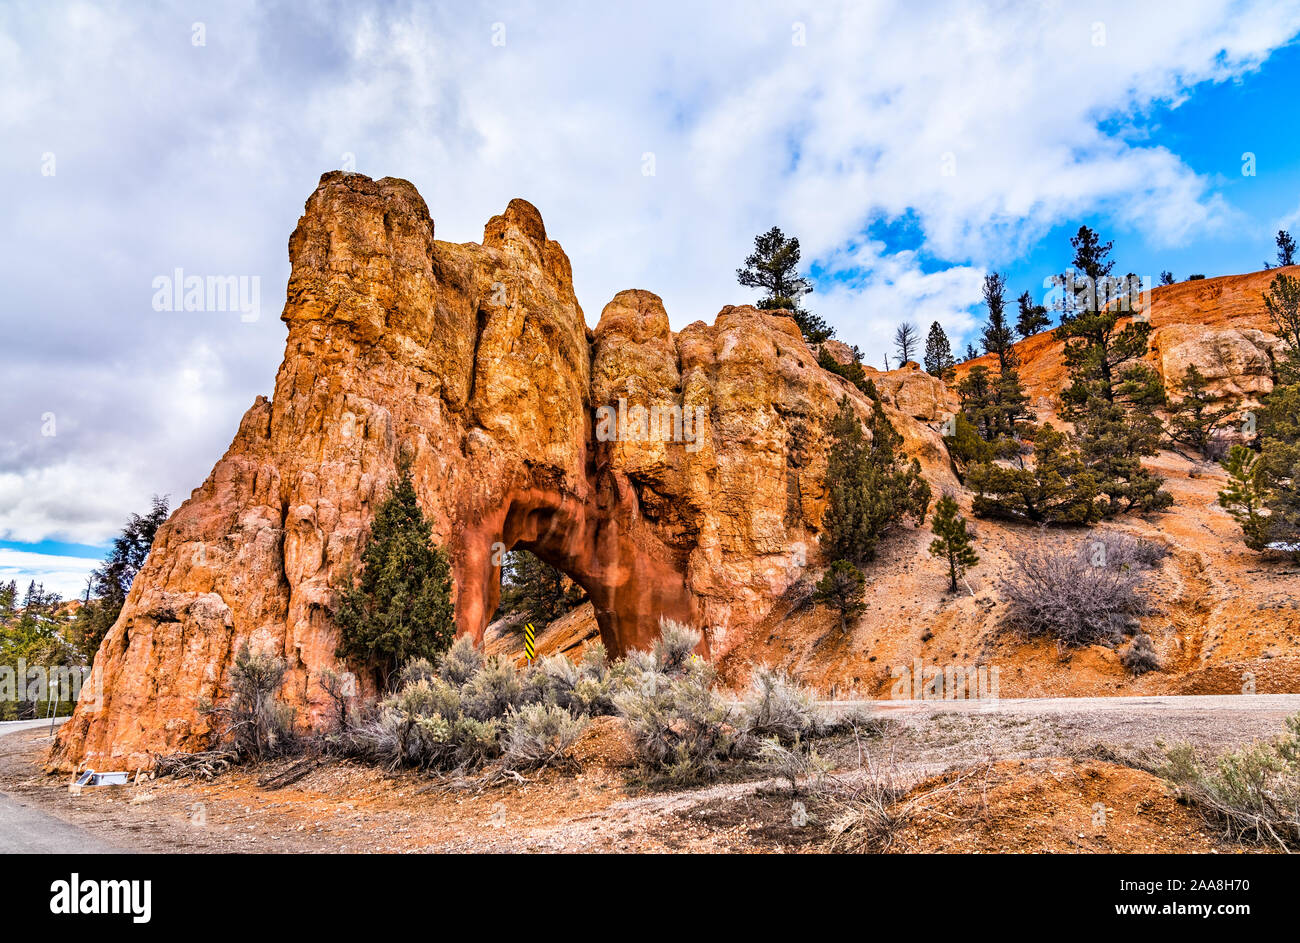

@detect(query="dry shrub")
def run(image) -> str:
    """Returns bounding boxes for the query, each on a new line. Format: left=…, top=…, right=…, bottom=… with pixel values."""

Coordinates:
left=203, top=643, right=297, bottom=761
left=1121, top=632, right=1160, bottom=675
left=502, top=703, right=588, bottom=770
left=742, top=666, right=818, bottom=745
left=1160, top=715, right=1300, bottom=851
left=998, top=534, right=1159, bottom=646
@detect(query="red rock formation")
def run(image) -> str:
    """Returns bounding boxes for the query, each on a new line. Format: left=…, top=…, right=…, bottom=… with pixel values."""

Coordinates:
left=54, top=172, right=947, bottom=770
left=956, top=267, right=1298, bottom=415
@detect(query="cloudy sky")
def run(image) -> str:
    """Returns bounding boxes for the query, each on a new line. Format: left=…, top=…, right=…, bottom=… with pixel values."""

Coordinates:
left=3, top=0, right=1300, bottom=598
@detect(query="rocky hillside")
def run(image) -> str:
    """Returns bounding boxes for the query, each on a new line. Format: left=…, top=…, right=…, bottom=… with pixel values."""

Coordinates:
left=54, top=172, right=1300, bottom=771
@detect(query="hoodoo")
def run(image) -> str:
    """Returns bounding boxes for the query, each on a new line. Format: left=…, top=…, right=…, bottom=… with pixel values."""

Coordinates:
left=53, top=172, right=951, bottom=770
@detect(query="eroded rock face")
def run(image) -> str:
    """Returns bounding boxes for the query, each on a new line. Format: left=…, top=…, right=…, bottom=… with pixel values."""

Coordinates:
left=1152, top=325, right=1281, bottom=405
left=54, top=172, right=943, bottom=769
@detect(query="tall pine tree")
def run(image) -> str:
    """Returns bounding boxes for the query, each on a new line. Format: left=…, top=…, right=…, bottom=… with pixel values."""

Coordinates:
left=822, top=397, right=930, bottom=566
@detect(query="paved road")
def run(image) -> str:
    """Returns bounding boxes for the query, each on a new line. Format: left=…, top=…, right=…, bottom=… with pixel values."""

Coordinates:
left=820, top=693, right=1300, bottom=716
left=0, top=718, right=125, bottom=854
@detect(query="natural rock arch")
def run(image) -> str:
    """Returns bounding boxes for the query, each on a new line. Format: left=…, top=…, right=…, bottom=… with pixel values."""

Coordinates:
left=52, top=171, right=955, bottom=769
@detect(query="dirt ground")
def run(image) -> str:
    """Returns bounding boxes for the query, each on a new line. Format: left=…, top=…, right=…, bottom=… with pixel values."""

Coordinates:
left=4, top=700, right=1290, bottom=853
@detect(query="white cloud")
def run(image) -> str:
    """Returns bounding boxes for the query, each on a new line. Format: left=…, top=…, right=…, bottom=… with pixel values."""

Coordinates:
left=0, top=548, right=97, bottom=601
left=1, top=0, right=1298, bottom=550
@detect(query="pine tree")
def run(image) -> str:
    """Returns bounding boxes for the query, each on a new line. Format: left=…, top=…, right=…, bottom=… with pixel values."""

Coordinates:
left=1159, top=271, right=1176, bottom=286
left=1278, top=230, right=1297, bottom=268
left=923, top=321, right=956, bottom=380
left=814, top=560, right=865, bottom=634
left=1015, top=291, right=1050, bottom=338
left=956, top=365, right=1031, bottom=451
left=1257, top=382, right=1300, bottom=559
left=497, top=550, right=585, bottom=628
left=981, top=273, right=1017, bottom=371
left=928, top=493, right=979, bottom=592
left=968, top=424, right=1101, bottom=525
left=1218, top=445, right=1269, bottom=552
left=1263, top=273, right=1300, bottom=383
left=821, top=397, right=930, bottom=566
left=1070, top=225, right=1114, bottom=282
left=1165, top=365, right=1233, bottom=458
left=1053, top=227, right=1169, bottom=516
left=72, top=495, right=169, bottom=661
left=335, top=463, right=455, bottom=689
left=737, top=227, right=833, bottom=342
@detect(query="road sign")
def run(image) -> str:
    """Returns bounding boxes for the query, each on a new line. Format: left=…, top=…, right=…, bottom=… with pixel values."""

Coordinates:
left=524, top=622, right=536, bottom=662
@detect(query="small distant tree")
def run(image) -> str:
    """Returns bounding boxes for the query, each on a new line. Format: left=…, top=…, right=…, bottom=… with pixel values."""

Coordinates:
left=923, top=321, right=955, bottom=379
left=1278, top=230, right=1297, bottom=268
left=1158, top=270, right=1176, bottom=286
left=964, top=343, right=979, bottom=362
left=335, top=462, right=455, bottom=690
left=1218, top=445, right=1269, bottom=552
left=737, top=226, right=833, bottom=342
left=1165, top=365, right=1234, bottom=458
left=894, top=321, right=919, bottom=365
left=928, top=493, right=979, bottom=593
left=1015, top=291, right=1050, bottom=338
left=814, top=560, right=865, bottom=634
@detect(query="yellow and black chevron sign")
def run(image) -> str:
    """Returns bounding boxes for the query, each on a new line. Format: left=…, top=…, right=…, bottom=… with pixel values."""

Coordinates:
left=524, top=622, right=536, bottom=662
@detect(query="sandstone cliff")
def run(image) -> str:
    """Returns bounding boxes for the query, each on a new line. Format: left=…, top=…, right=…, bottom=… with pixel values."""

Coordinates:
left=55, top=172, right=951, bottom=769
left=956, top=267, right=1298, bottom=416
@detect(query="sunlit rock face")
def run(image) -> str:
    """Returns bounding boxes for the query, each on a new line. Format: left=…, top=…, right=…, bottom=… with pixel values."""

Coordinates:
left=54, top=172, right=948, bottom=770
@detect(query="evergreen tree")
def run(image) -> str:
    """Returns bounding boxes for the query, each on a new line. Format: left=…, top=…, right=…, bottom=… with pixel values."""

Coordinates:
left=0, top=581, right=68, bottom=720
left=1053, top=228, right=1169, bottom=516
left=1278, top=230, right=1297, bottom=268
left=894, top=321, right=919, bottom=365
left=1223, top=278, right=1300, bottom=561
left=956, top=364, right=1031, bottom=450
left=814, top=560, right=865, bottom=634
left=335, top=463, right=455, bottom=690
left=943, top=412, right=995, bottom=471
left=1257, top=382, right=1300, bottom=559
left=817, top=346, right=881, bottom=399
left=821, top=397, right=930, bottom=566
left=737, top=226, right=833, bottom=342
left=968, top=424, right=1101, bottom=525
left=1159, top=271, right=1176, bottom=286
left=1015, top=291, right=1050, bottom=338
left=1165, top=365, right=1233, bottom=458
left=1218, top=445, right=1269, bottom=552
left=928, top=493, right=979, bottom=592
left=981, top=273, right=1017, bottom=371
left=964, top=343, right=979, bottom=362
left=1262, top=273, right=1300, bottom=383
left=72, top=495, right=169, bottom=661
left=497, top=550, right=586, bottom=628
left=923, top=321, right=956, bottom=380
left=1070, top=225, right=1114, bottom=282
